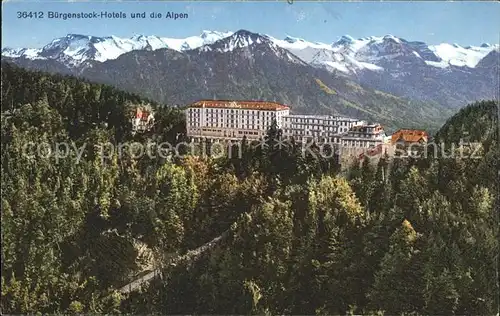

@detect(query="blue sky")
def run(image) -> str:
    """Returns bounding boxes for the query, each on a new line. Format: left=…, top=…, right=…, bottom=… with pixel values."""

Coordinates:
left=2, top=1, right=499, bottom=48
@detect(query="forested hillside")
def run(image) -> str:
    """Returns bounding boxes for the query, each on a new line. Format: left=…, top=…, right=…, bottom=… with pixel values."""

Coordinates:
left=1, top=64, right=498, bottom=315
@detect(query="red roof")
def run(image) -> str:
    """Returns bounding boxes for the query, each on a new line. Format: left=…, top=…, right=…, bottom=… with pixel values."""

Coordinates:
left=135, top=109, right=150, bottom=120
left=391, top=129, right=428, bottom=144
left=190, top=100, right=290, bottom=111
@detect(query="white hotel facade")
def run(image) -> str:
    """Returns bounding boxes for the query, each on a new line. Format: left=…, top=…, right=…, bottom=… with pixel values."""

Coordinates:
left=186, top=100, right=386, bottom=148
left=282, top=114, right=367, bottom=144
left=186, top=100, right=290, bottom=141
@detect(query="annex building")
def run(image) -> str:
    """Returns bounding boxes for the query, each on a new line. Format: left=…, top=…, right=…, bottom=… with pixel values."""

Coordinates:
left=282, top=115, right=366, bottom=143
left=341, top=124, right=387, bottom=148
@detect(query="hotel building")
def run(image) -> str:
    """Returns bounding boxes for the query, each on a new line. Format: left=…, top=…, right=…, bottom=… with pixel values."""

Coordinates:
left=341, top=124, right=386, bottom=148
left=186, top=100, right=290, bottom=141
left=131, top=107, right=155, bottom=134
left=282, top=115, right=366, bottom=143
left=186, top=100, right=386, bottom=150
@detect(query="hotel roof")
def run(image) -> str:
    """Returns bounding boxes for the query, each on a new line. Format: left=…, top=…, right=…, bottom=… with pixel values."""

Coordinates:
left=391, top=129, right=429, bottom=144
left=190, top=100, right=290, bottom=111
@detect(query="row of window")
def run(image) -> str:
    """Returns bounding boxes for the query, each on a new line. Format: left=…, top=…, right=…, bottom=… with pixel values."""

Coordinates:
left=188, top=121, right=275, bottom=128
left=188, top=123, right=275, bottom=129
left=198, top=128, right=222, bottom=133
left=188, top=125, right=379, bottom=138
left=284, top=119, right=357, bottom=127
left=189, top=109, right=281, bottom=116
left=188, top=128, right=260, bottom=137
left=291, top=136, right=342, bottom=143
left=284, top=125, right=340, bottom=131
left=282, top=129, right=340, bottom=136
left=188, top=118, right=273, bottom=123
left=188, top=117, right=275, bottom=122
left=238, top=131, right=260, bottom=135
left=342, top=140, right=377, bottom=147
left=189, top=115, right=277, bottom=120
left=186, top=132, right=382, bottom=148
left=346, top=133, right=381, bottom=138
left=186, top=131, right=384, bottom=148
left=188, top=117, right=360, bottom=130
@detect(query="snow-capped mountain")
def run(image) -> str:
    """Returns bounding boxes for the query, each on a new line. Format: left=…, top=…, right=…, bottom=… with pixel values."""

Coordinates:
left=2, top=48, right=43, bottom=59
left=426, top=43, right=497, bottom=68
left=2, top=30, right=233, bottom=65
left=266, top=33, right=499, bottom=74
left=2, top=29, right=497, bottom=110
left=3, top=30, right=497, bottom=71
left=195, top=30, right=305, bottom=65
left=197, top=29, right=266, bottom=53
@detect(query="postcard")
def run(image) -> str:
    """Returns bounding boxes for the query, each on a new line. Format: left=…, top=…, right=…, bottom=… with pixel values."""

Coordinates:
left=2, top=1, right=499, bottom=315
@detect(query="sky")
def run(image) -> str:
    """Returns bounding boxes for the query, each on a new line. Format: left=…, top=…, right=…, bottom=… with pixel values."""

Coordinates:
left=2, top=1, right=499, bottom=48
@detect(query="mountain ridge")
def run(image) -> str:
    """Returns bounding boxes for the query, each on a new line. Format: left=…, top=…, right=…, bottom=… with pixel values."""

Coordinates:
left=3, top=30, right=497, bottom=70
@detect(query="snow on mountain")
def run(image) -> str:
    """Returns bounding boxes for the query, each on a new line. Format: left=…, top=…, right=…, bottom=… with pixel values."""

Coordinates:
left=195, top=30, right=306, bottom=65
left=176, top=30, right=234, bottom=51
left=197, top=30, right=265, bottom=53
left=427, top=43, right=499, bottom=68
left=268, top=35, right=389, bottom=74
left=2, top=30, right=498, bottom=72
left=271, top=35, right=332, bottom=50
left=269, top=34, right=498, bottom=74
left=3, top=30, right=233, bottom=65
left=2, top=48, right=43, bottom=59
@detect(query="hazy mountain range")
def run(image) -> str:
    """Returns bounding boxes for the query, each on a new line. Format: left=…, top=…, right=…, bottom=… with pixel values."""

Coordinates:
left=2, top=29, right=498, bottom=130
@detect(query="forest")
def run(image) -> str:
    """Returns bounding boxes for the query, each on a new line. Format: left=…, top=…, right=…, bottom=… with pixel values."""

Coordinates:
left=1, top=62, right=498, bottom=315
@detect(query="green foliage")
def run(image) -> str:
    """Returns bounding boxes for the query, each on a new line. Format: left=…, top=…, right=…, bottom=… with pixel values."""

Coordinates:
left=1, top=65, right=497, bottom=315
